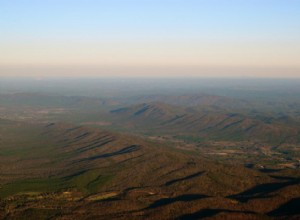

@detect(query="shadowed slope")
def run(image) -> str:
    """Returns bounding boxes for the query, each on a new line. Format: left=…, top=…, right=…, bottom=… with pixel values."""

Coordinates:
left=1, top=121, right=300, bottom=220
left=268, top=197, right=300, bottom=217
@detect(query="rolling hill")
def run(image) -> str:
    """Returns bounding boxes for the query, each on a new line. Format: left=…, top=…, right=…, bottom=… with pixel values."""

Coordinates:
left=110, top=102, right=300, bottom=145
left=0, top=120, right=300, bottom=219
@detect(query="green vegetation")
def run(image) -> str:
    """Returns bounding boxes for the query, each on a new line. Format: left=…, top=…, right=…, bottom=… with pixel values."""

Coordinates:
left=65, top=170, right=114, bottom=195
left=1, top=84, right=300, bottom=219
left=0, top=171, right=115, bottom=198
left=0, top=178, right=64, bottom=198
left=177, top=136, right=206, bottom=143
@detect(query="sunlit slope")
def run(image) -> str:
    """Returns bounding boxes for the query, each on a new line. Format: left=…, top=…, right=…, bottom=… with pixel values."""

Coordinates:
left=0, top=121, right=300, bottom=219
left=0, top=121, right=264, bottom=197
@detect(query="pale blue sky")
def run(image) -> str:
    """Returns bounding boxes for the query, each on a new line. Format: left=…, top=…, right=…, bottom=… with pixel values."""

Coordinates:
left=0, top=0, right=300, bottom=76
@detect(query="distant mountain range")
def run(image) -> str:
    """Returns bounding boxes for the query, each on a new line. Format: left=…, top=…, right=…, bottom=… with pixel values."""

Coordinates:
left=111, top=102, right=300, bottom=144
left=1, top=92, right=300, bottom=145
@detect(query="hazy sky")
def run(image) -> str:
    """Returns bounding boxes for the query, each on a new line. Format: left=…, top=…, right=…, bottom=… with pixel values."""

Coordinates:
left=0, top=0, right=300, bottom=77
